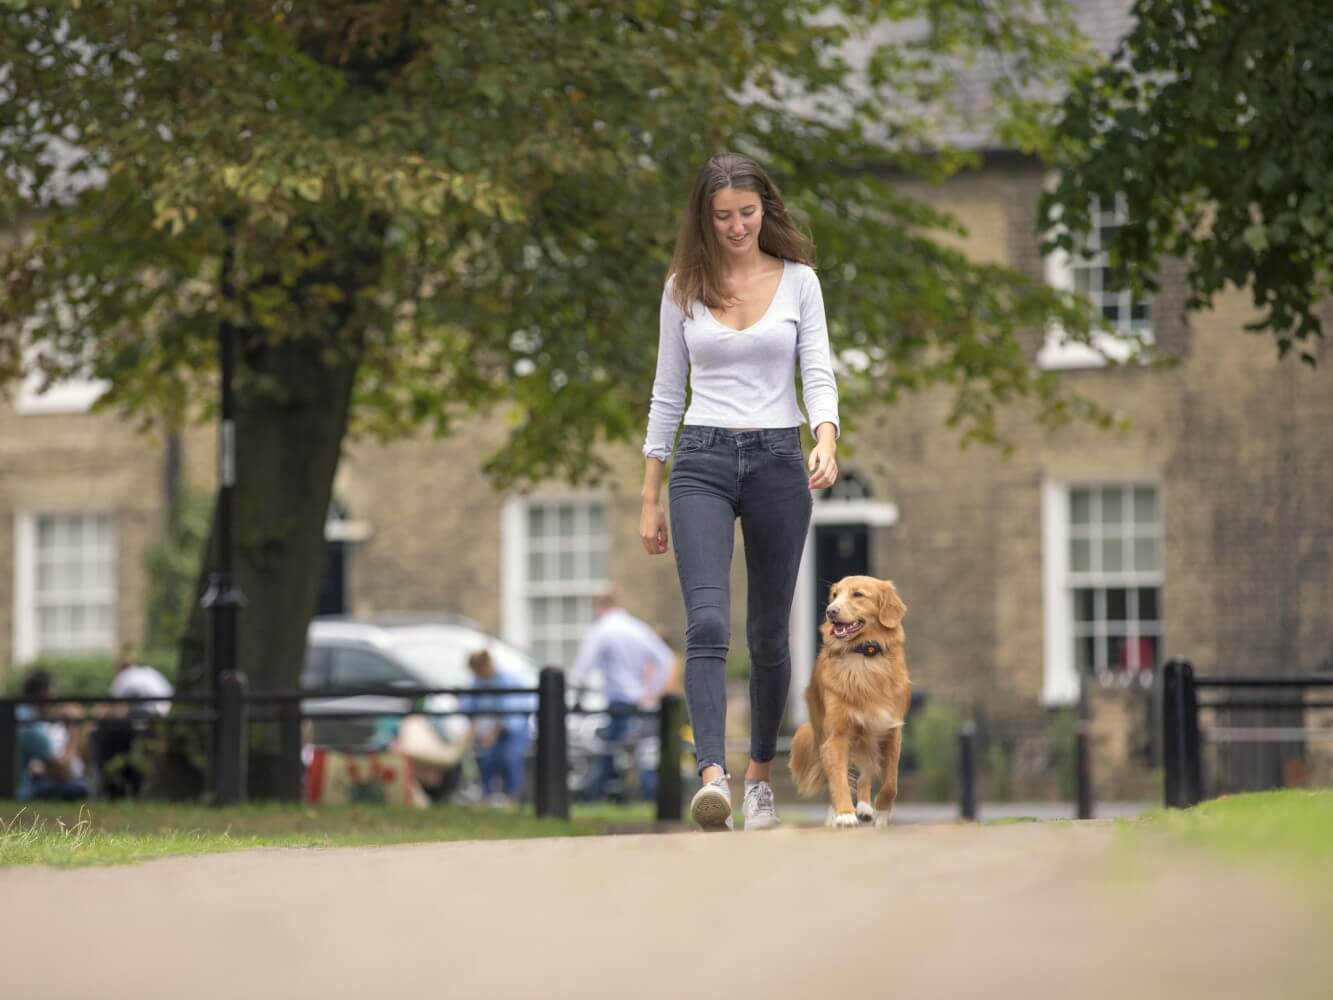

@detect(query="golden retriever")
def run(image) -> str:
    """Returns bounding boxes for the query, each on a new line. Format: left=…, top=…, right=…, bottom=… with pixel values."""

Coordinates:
left=789, top=576, right=910, bottom=828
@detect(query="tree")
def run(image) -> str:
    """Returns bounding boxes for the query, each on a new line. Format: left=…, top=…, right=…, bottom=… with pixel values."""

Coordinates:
left=3, top=1, right=1109, bottom=789
left=1041, top=0, right=1332, bottom=363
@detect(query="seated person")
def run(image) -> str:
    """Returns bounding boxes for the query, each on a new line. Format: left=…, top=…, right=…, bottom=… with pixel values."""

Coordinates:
left=463, top=650, right=535, bottom=805
left=109, top=647, right=174, bottom=714
left=94, top=646, right=176, bottom=798
left=367, top=710, right=470, bottom=804
left=17, top=670, right=89, bottom=802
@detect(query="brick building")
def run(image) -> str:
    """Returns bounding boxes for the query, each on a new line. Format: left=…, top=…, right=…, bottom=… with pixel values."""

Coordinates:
left=4, top=1, right=1330, bottom=794
left=0, top=376, right=168, bottom=671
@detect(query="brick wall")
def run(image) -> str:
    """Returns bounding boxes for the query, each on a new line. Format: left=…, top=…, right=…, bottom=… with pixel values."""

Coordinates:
left=327, top=162, right=1330, bottom=791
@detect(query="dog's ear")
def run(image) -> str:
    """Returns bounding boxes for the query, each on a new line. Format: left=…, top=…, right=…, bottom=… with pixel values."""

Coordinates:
left=877, top=582, right=906, bottom=629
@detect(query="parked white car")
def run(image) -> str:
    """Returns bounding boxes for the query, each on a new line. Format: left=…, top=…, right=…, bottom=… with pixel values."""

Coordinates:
left=302, top=614, right=541, bottom=750
left=301, top=613, right=611, bottom=796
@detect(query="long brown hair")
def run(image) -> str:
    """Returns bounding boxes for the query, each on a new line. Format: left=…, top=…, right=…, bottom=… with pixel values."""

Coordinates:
left=667, top=152, right=814, bottom=314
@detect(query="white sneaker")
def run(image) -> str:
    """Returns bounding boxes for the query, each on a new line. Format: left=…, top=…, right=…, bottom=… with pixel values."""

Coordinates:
left=690, top=774, right=733, bottom=831
left=742, top=780, right=781, bottom=831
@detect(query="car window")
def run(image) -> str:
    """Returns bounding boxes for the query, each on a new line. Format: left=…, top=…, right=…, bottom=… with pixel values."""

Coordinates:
left=302, top=644, right=331, bottom=687
left=391, top=638, right=473, bottom=689
left=328, top=646, right=408, bottom=688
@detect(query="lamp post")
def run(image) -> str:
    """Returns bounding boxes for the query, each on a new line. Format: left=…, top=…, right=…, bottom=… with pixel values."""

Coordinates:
left=202, top=233, right=245, bottom=800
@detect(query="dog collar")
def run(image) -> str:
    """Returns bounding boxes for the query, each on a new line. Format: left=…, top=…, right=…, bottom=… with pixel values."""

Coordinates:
left=850, top=640, right=882, bottom=656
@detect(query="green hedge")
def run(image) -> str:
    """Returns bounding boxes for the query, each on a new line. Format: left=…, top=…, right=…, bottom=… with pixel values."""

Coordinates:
left=5, top=650, right=178, bottom=697
left=904, top=700, right=964, bottom=803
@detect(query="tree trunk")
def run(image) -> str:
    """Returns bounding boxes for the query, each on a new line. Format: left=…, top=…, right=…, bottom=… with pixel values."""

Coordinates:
left=158, top=234, right=381, bottom=799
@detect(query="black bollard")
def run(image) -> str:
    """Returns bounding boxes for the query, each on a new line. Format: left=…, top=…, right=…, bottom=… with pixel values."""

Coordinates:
left=215, top=671, right=248, bottom=806
left=1180, top=661, right=1203, bottom=807
left=1075, top=682, right=1094, bottom=820
left=277, top=700, right=304, bottom=803
left=958, top=721, right=978, bottom=822
left=656, top=694, right=684, bottom=822
left=1162, top=658, right=1202, bottom=808
left=0, top=700, right=16, bottom=801
left=1075, top=722, right=1094, bottom=820
left=535, top=667, right=569, bottom=819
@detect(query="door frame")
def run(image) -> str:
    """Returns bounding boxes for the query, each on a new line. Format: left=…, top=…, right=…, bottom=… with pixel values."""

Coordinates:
left=788, top=498, right=899, bottom=724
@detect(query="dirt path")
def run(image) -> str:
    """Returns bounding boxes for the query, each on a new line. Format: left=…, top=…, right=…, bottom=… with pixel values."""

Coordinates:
left=2, top=822, right=1327, bottom=999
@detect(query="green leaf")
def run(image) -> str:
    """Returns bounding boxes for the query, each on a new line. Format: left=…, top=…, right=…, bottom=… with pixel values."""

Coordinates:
left=295, top=176, right=324, bottom=202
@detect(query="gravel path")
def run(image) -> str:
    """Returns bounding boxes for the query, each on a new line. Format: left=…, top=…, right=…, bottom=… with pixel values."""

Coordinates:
left=2, top=822, right=1327, bottom=999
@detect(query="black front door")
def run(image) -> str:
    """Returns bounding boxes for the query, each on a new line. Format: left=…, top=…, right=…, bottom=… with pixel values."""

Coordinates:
left=813, top=523, right=870, bottom=655
left=317, top=540, right=347, bottom=616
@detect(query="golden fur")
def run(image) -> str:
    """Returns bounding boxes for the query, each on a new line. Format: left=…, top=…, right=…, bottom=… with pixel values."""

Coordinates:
left=789, top=576, right=911, bottom=827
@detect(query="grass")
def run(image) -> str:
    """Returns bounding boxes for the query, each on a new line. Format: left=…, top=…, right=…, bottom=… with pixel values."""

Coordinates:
left=1125, top=789, right=1333, bottom=880
left=0, top=800, right=658, bottom=869
left=9, top=789, right=1331, bottom=872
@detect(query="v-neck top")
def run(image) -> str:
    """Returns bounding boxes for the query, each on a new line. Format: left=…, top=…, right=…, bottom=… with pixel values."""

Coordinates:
left=642, top=260, right=841, bottom=461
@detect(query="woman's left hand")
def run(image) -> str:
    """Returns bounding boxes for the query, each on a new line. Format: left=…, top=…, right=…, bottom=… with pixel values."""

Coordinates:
left=808, top=436, right=838, bottom=491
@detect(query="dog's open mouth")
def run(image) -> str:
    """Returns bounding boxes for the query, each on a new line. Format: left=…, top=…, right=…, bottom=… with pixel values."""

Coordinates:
left=828, top=618, right=865, bottom=640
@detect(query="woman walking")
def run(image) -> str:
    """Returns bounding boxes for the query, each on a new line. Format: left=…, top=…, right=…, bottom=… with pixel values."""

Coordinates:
left=640, top=152, right=840, bottom=831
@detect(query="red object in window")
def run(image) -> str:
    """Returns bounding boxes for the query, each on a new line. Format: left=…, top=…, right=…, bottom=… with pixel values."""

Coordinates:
left=1115, top=637, right=1157, bottom=675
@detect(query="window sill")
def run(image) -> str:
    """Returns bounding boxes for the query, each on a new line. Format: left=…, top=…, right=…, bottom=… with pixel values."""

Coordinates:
left=15, top=380, right=109, bottom=415
left=1038, top=329, right=1154, bottom=371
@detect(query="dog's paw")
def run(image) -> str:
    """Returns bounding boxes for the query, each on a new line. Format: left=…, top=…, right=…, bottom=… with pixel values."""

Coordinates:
left=832, top=812, right=860, bottom=829
left=873, top=810, right=892, bottom=828
left=855, top=801, right=875, bottom=823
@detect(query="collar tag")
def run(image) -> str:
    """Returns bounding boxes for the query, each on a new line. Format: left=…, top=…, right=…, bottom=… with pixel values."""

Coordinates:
left=851, top=640, right=881, bottom=657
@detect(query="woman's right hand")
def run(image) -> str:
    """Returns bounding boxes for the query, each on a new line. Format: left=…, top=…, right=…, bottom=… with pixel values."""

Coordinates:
left=640, top=499, right=669, bottom=555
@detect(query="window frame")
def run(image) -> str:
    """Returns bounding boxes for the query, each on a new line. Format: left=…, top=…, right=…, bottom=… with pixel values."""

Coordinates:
left=13, top=510, right=118, bottom=663
left=15, top=314, right=110, bottom=415
left=1039, top=192, right=1154, bottom=370
left=15, top=372, right=108, bottom=415
left=500, top=493, right=611, bottom=668
left=1042, top=478, right=1163, bottom=705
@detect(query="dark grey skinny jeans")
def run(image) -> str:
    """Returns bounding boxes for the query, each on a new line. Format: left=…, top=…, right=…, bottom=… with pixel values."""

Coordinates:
left=668, top=425, right=813, bottom=775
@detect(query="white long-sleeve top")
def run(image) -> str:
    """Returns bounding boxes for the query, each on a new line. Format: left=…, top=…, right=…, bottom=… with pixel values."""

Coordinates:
left=642, top=259, right=841, bottom=461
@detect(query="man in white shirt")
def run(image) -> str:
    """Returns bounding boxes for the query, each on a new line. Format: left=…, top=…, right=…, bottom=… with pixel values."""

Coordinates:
left=570, top=589, right=675, bottom=800
left=109, top=656, right=175, bottom=716
left=95, top=648, right=175, bottom=798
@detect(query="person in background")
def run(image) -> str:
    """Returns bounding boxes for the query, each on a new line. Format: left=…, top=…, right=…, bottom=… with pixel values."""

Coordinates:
left=570, top=589, right=675, bottom=800
left=16, top=670, right=89, bottom=802
left=464, top=648, right=535, bottom=805
left=108, top=646, right=174, bottom=714
left=93, top=647, right=175, bottom=799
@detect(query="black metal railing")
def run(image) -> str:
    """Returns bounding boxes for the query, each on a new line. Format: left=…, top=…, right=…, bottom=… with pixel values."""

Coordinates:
left=0, top=667, right=688, bottom=822
left=1160, top=657, right=1333, bottom=808
left=951, top=713, right=1094, bottom=822
left=4, top=668, right=1106, bottom=823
